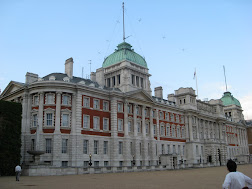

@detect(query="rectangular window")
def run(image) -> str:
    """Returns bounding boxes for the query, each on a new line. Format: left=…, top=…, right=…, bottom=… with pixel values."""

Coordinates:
left=160, top=126, right=165, bottom=136
left=83, top=97, right=90, bottom=108
left=62, top=95, right=69, bottom=105
left=93, top=99, right=100, bottom=109
left=94, top=161, right=99, bottom=167
left=34, top=95, right=39, bottom=105
left=127, top=105, right=131, bottom=113
left=112, top=76, right=115, bottom=87
left=131, top=75, right=135, bottom=85
left=130, top=142, right=133, bottom=155
left=140, top=143, right=142, bottom=156
left=136, top=76, right=139, bottom=87
left=46, top=139, right=52, bottom=153
left=183, top=145, right=185, bottom=155
left=117, top=103, right=123, bottom=112
left=83, top=115, right=90, bottom=129
left=173, top=145, right=176, bottom=154
left=46, top=113, right=53, bottom=126
left=103, top=118, right=109, bottom=131
left=166, top=126, right=170, bottom=136
left=83, top=140, right=88, bottom=154
left=84, top=161, right=89, bottom=167
left=47, top=94, right=54, bottom=104
left=196, top=145, right=199, bottom=155
left=93, top=117, right=100, bottom=130
left=62, top=139, right=68, bottom=153
left=145, top=123, right=149, bottom=134
left=167, top=145, right=170, bottom=154
left=178, top=145, right=181, bottom=155
left=31, top=139, right=35, bottom=151
left=104, top=141, right=108, bottom=155
left=141, top=78, right=143, bottom=88
left=94, top=140, right=98, bottom=154
left=136, top=107, right=140, bottom=115
left=104, top=161, right=109, bottom=167
left=119, top=161, right=123, bottom=167
left=154, top=125, right=156, bottom=135
left=62, top=161, right=68, bottom=167
left=117, top=75, right=120, bottom=85
left=118, top=119, right=123, bottom=131
left=128, top=121, right=132, bottom=132
left=33, top=114, right=38, bottom=127
left=137, top=122, right=141, bottom=133
left=162, top=144, right=164, bottom=154
left=107, top=78, right=111, bottom=87
left=103, top=101, right=109, bottom=111
left=62, top=114, right=69, bottom=127
left=119, top=141, right=123, bottom=154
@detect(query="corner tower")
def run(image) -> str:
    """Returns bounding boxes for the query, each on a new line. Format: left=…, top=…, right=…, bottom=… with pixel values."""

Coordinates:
left=93, top=42, right=152, bottom=95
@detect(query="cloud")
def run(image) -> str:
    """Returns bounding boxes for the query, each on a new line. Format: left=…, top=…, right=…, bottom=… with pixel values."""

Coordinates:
left=239, top=93, right=252, bottom=120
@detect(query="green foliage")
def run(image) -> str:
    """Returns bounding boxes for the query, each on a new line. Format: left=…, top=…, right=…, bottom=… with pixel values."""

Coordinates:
left=0, top=100, right=22, bottom=176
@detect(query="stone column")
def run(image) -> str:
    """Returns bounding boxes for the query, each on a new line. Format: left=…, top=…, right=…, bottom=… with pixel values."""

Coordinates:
left=52, top=92, right=62, bottom=167
left=133, top=104, right=137, bottom=137
left=188, top=115, right=193, bottom=141
left=21, top=92, right=29, bottom=163
left=38, top=92, right=44, bottom=133
left=156, top=110, right=160, bottom=140
left=219, top=122, right=222, bottom=141
left=110, top=97, right=118, bottom=166
left=124, top=102, right=129, bottom=136
left=142, top=105, right=148, bottom=166
left=150, top=108, right=154, bottom=138
left=149, top=108, right=155, bottom=165
left=185, top=116, right=190, bottom=141
left=196, top=117, right=199, bottom=140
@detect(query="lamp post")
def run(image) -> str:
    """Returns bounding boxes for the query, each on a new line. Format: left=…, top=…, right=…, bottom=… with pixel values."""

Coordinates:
left=132, top=155, right=135, bottom=166
left=89, top=153, right=92, bottom=167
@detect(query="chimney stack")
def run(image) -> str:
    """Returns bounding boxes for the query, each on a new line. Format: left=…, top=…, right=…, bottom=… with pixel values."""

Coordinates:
left=65, top=57, right=73, bottom=79
left=154, top=86, right=163, bottom=99
left=25, top=72, right=38, bottom=84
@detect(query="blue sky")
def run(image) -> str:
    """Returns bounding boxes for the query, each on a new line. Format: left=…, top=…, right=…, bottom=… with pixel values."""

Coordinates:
left=0, top=0, right=252, bottom=119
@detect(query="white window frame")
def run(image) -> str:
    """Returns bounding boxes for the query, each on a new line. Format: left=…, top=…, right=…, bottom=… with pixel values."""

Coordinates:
left=32, top=113, right=38, bottom=127
left=33, top=95, right=39, bottom=106
left=177, top=126, right=181, bottom=138
left=62, top=94, right=71, bottom=105
left=145, top=123, right=149, bottom=134
left=128, top=121, right=132, bottom=132
left=45, top=138, right=52, bottom=153
left=45, top=93, right=55, bottom=104
left=119, top=141, right=123, bottom=154
left=160, top=125, right=165, bottom=136
left=103, top=141, right=108, bottom=155
left=118, top=119, right=123, bottom=131
left=93, top=99, right=100, bottom=109
left=83, top=140, right=88, bottom=154
left=172, top=125, right=175, bottom=137
left=62, top=139, right=68, bottom=153
left=61, top=110, right=71, bottom=127
left=83, top=115, right=90, bottom=129
left=137, top=122, right=141, bottom=133
left=103, top=118, right=109, bottom=131
left=103, top=101, right=109, bottom=111
left=166, top=124, right=170, bottom=136
left=117, top=102, right=123, bottom=112
left=94, top=140, right=99, bottom=154
left=136, top=107, right=140, bottom=115
left=83, top=97, right=90, bottom=108
left=43, top=108, right=55, bottom=127
left=93, top=116, right=100, bottom=130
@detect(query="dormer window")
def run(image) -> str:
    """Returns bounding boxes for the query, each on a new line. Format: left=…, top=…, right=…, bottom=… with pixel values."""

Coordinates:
left=49, top=76, right=56, bottom=81
left=63, top=77, right=70, bottom=82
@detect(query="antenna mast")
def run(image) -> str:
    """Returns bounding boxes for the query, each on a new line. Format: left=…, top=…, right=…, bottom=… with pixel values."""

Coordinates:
left=88, top=60, right=92, bottom=79
left=123, top=2, right=125, bottom=42
left=223, top=65, right=228, bottom=92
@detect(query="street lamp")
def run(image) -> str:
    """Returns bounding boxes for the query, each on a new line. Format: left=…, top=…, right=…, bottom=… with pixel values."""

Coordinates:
left=132, top=155, right=136, bottom=166
left=89, top=153, right=92, bottom=167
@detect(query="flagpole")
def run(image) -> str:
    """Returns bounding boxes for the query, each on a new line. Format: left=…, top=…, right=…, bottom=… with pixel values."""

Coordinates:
left=195, top=68, right=199, bottom=99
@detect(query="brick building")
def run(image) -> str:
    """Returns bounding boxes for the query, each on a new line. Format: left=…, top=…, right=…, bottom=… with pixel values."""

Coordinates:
left=0, top=41, right=249, bottom=175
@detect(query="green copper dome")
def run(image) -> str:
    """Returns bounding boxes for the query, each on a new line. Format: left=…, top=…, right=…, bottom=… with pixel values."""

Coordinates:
left=102, top=42, right=147, bottom=68
left=221, top=91, right=241, bottom=107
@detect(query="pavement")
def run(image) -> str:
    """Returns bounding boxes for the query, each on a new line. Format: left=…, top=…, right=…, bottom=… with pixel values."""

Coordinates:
left=1, top=164, right=252, bottom=189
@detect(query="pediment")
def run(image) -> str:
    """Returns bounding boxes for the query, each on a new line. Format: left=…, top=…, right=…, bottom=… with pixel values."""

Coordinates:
left=0, top=81, right=24, bottom=97
left=125, top=89, right=154, bottom=103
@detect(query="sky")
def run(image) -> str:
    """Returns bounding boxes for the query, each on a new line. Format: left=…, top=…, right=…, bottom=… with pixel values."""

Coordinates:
left=0, top=0, right=252, bottom=119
